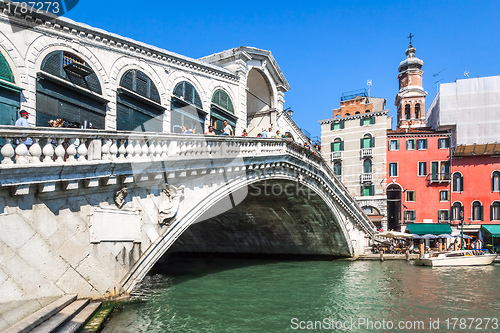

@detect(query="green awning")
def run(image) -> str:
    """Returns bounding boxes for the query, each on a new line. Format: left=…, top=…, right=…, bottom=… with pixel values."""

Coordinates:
left=407, top=223, right=452, bottom=235
left=481, top=225, right=500, bottom=238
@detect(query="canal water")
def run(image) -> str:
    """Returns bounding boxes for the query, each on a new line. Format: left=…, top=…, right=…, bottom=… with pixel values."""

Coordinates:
left=102, top=257, right=500, bottom=332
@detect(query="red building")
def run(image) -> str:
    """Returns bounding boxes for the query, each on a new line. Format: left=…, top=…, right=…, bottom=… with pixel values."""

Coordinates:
left=386, top=128, right=451, bottom=231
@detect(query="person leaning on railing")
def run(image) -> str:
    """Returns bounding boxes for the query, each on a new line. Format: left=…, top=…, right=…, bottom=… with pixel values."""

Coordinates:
left=15, top=110, right=33, bottom=149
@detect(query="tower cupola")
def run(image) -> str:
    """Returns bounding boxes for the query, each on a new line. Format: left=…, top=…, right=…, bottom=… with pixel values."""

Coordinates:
left=395, top=36, right=427, bottom=129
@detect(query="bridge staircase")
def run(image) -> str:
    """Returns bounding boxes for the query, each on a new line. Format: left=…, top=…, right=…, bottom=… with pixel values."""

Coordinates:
left=0, top=295, right=104, bottom=333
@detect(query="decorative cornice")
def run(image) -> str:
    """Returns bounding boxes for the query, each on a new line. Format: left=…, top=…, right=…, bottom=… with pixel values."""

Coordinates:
left=0, top=4, right=239, bottom=83
left=387, top=132, right=451, bottom=138
left=318, top=110, right=389, bottom=125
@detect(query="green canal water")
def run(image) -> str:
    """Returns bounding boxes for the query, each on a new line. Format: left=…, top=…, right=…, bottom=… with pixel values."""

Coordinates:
left=102, top=257, right=500, bottom=332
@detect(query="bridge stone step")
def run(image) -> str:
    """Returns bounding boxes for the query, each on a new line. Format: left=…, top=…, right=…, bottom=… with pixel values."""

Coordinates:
left=53, top=302, right=102, bottom=333
left=0, top=295, right=77, bottom=333
left=29, top=299, right=89, bottom=333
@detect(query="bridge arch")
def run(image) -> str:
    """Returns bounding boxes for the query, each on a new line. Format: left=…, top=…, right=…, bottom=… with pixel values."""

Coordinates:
left=121, top=162, right=360, bottom=292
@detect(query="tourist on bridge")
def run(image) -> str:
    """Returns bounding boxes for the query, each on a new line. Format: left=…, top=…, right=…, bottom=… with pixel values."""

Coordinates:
left=15, top=110, right=33, bottom=149
left=222, top=120, right=234, bottom=136
left=205, top=126, right=216, bottom=135
left=241, top=129, right=248, bottom=137
left=182, top=125, right=192, bottom=134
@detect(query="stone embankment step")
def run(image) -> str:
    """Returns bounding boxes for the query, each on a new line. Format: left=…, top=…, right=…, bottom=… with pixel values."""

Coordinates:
left=0, top=295, right=102, bottom=333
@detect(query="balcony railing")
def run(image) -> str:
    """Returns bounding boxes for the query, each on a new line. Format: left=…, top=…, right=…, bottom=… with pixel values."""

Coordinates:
left=427, top=173, right=451, bottom=184
left=360, top=173, right=373, bottom=183
left=331, top=151, right=342, bottom=161
left=360, top=148, right=372, bottom=158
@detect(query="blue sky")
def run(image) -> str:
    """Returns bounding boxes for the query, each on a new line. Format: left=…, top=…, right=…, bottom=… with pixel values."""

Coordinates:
left=65, top=1, right=500, bottom=139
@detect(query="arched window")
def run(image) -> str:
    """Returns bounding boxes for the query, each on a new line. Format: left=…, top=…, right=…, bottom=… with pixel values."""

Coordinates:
left=0, top=52, right=14, bottom=83
left=492, top=171, right=500, bottom=192
left=491, top=201, right=500, bottom=221
left=365, top=110, right=370, bottom=113
left=355, top=111, right=360, bottom=114
left=451, top=202, right=463, bottom=221
left=360, top=133, right=374, bottom=148
left=171, top=81, right=205, bottom=133
left=472, top=201, right=483, bottom=221
left=363, top=158, right=372, bottom=173
left=452, top=172, right=463, bottom=192
left=332, top=138, right=344, bottom=152
left=37, top=51, right=106, bottom=128
left=117, top=69, right=164, bottom=132
left=0, top=52, right=21, bottom=126
left=211, top=89, right=236, bottom=135
left=345, top=113, right=350, bottom=116
left=404, top=104, right=411, bottom=120
left=333, top=161, right=342, bottom=176
left=415, top=103, right=420, bottom=119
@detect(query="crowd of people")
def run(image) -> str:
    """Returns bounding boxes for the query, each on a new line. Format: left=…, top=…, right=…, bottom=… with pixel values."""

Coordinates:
left=179, top=122, right=296, bottom=141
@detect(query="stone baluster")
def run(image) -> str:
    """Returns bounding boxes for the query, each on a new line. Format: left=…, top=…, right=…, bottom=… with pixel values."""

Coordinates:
left=155, top=140, right=163, bottom=159
left=141, top=140, right=149, bottom=159
left=149, top=140, right=157, bottom=160
left=1, top=138, right=15, bottom=165
left=180, top=141, right=187, bottom=156
left=77, top=139, right=88, bottom=162
left=199, top=141, right=206, bottom=156
left=133, top=140, right=142, bottom=159
left=109, top=139, right=118, bottom=160
left=118, top=139, right=127, bottom=160
left=101, top=140, right=110, bottom=161
left=42, top=139, right=54, bottom=163
left=15, top=142, right=29, bottom=165
left=29, top=138, right=42, bottom=163
left=126, top=139, right=135, bottom=160
left=54, top=139, right=66, bottom=162
left=161, top=140, right=169, bottom=158
left=66, top=139, right=78, bottom=162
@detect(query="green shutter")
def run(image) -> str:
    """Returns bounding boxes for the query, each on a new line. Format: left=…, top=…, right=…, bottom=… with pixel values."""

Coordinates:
left=331, top=142, right=335, bottom=152
left=370, top=137, right=375, bottom=147
left=0, top=52, right=14, bottom=83
left=340, top=141, right=344, bottom=151
left=371, top=116, right=375, bottom=124
left=330, top=123, right=335, bottom=130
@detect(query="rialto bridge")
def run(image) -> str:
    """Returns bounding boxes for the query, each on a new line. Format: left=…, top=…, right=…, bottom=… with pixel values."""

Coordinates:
left=0, top=129, right=375, bottom=302
left=0, top=5, right=374, bottom=303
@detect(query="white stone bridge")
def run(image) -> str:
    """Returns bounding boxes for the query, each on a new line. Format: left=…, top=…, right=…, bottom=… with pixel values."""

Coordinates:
left=0, top=127, right=375, bottom=302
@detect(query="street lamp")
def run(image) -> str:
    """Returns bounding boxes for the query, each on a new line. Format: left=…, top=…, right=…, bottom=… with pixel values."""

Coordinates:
left=284, top=107, right=293, bottom=117
left=460, top=209, right=465, bottom=250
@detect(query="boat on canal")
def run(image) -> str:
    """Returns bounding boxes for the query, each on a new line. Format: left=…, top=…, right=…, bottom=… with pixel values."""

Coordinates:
left=415, top=250, right=497, bottom=267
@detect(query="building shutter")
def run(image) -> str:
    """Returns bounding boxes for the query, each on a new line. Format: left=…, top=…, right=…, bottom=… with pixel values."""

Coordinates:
left=0, top=52, right=14, bottom=83
left=370, top=137, right=375, bottom=147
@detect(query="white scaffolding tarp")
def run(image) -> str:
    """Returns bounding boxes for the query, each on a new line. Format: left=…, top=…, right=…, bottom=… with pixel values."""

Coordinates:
left=427, top=75, right=500, bottom=146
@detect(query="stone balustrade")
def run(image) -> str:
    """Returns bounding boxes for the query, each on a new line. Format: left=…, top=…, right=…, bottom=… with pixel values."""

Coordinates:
left=0, top=125, right=373, bottom=235
left=0, top=126, right=298, bottom=165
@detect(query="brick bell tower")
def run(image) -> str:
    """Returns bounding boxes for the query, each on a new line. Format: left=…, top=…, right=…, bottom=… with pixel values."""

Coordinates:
left=395, top=34, right=427, bottom=128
